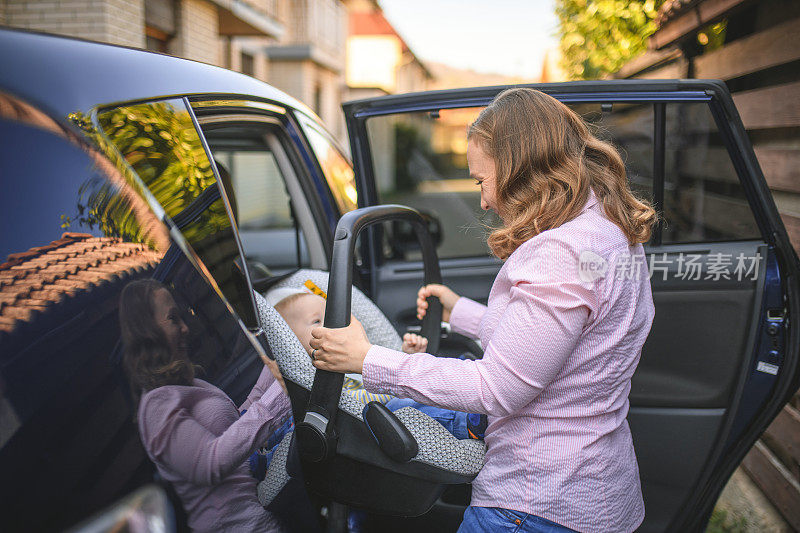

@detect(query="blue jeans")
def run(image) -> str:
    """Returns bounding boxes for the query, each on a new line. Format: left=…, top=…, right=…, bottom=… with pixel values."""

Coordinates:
left=385, top=397, right=478, bottom=440
left=458, top=506, right=576, bottom=533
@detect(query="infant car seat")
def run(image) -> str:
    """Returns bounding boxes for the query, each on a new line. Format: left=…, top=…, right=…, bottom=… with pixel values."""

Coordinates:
left=255, top=206, right=485, bottom=519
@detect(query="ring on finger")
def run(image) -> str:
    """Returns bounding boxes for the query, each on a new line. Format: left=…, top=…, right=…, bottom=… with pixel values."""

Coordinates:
left=311, top=348, right=317, bottom=360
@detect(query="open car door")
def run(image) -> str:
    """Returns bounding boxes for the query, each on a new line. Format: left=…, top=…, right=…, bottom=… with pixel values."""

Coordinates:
left=342, top=80, right=800, bottom=532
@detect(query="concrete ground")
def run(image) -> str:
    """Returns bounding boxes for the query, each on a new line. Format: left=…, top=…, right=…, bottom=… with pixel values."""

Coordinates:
left=706, top=468, right=791, bottom=532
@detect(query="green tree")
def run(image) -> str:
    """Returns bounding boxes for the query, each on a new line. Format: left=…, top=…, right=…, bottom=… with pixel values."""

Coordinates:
left=64, top=101, right=230, bottom=248
left=556, top=0, right=664, bottom=80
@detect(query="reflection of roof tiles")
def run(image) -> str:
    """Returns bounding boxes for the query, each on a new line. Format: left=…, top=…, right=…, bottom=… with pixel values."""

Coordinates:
left=0, top=232, right=162, bottom=336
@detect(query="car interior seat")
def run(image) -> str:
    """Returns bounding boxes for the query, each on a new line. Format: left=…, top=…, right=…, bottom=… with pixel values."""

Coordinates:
left=254, top=206, right=486, bottom=521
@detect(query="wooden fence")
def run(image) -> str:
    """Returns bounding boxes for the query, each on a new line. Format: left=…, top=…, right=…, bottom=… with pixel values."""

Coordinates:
left=614, top=0, right=800, bottom=528
left=741, top=392, right=800, bottom=529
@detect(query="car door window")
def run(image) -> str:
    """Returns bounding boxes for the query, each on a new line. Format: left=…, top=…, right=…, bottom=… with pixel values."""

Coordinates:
left=662, top=102, right=760, bottom=243
left=575, top=102, right=655, bottom=204
left=365, top=107, right=497, bottom=260
left=198, top=118, right=326, bottom=274
left=96, top=98, right=259, bottom=329
left=365, top=103, right=658, bottom=261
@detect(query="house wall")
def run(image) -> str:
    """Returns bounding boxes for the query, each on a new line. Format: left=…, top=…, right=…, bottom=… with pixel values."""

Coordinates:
left=265, top=0, right=347, bottom=143
left=3, top=0, right=145, bottom=47
left=346, top=35, right=400, bottom=92
left=172, top=0, right=219, bottom=65
left=268, top=60, right=314, bottom=105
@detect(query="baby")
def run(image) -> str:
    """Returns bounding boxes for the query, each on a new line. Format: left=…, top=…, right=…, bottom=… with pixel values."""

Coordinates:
left=266, top=285, right=486, bottom=441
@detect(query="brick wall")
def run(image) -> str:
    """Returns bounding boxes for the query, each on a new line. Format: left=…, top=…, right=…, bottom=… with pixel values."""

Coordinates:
left=268, top=59, right=312, bottom=103
left=227, top=37, right=272, bottom=82
left=171, top=0, right=220, bottom=65
left=104, top=0, right=145, bottom=47
left=3, top=0, right=144, bottom=47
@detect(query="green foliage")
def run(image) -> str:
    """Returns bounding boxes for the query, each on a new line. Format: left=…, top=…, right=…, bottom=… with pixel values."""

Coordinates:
left=556, top=0, right=664, bottom=79
left=705, top=508, right=749, bottom=533
left=63, top=110, right=165, bottom=248
left=62, top=101, right=230, bottom=250
left=97, top=101, right=216, bottom=218
left=697, top=20, right=727, bottom=52
left=94, top=101, right=230, bottom=245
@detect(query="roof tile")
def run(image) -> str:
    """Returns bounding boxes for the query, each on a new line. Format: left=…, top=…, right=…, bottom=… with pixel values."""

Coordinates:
left=0, top=232, right=163, bottom=336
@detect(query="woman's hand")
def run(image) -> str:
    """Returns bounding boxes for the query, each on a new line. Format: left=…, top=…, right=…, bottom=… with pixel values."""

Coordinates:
left=258, top=353, right=287, bottom=394
left=402, top=333, right=428, bottom=354
left=417, top=283, right=460, bottom=322
left=310, top=316, right=373, bottom=374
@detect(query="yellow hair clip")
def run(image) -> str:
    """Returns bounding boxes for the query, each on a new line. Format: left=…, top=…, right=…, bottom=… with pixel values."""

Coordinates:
left=304, top=280, right=327, bottom=299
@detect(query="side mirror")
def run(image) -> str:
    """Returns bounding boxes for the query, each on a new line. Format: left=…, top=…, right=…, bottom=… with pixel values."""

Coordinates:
left=390, top=211, right=442, bottom=254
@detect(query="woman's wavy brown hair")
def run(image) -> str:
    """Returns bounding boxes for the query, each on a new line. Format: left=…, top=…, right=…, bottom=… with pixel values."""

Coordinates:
left=119, top=279, right=195, bottom=394
left=468, top=88, right=657, bottom=260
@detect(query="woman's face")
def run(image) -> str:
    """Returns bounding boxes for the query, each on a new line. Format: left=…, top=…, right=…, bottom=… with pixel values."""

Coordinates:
left=467, top=140, right=498, bottom=214
left=152, top=288, right=189, bottom=359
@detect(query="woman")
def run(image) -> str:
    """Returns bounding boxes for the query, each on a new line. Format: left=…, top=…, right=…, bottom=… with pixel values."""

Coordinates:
left=310, top=88, right=656, bottom=533
left=119, top=279, right=291, bottom=532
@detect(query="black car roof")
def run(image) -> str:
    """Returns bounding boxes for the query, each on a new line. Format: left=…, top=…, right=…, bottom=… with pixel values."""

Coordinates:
left=0, top=27, right=313, bottom=121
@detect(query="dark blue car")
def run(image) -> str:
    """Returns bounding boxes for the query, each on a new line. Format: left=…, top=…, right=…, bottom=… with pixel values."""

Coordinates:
left=1, top=27, right=798, bottom=533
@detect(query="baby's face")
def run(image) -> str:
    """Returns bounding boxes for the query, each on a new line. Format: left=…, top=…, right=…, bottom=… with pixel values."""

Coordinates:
left=277, top=293, right=326, bottom=354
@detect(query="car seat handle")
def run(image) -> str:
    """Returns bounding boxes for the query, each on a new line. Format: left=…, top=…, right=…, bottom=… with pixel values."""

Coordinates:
left=362, top=401, right=419, bottom=462
left=295, top=205, right=443, bottom=464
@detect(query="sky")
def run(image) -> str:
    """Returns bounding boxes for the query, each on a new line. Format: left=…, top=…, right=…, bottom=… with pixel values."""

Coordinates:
left=379, top=0, right=560, bottom=80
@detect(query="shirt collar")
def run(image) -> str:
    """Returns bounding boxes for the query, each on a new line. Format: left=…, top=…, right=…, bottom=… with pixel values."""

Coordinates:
left=581, top=188, right=599, bottom=213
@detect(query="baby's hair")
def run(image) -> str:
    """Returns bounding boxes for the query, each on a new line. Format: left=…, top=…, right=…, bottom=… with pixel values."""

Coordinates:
left=274, top=291, right=315, bottom=316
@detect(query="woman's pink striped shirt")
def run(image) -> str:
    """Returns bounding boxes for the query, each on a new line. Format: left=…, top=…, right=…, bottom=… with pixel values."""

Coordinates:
left=363, top=191, right=654, bottom=532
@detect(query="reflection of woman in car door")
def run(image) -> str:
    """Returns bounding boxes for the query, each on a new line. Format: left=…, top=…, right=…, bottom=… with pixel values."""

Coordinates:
left=119, top=279, right=291, bottom=532
left=310, top=88, right=657, bottom=532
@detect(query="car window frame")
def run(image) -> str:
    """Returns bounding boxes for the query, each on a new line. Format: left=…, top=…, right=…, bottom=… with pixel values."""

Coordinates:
left=189, top=98, right=337, bottom=260
left=89, top=96, right=263, bottom=333
left=345, top=90, right=776, bottom=267
left=196, top=114, right=328, bottom=271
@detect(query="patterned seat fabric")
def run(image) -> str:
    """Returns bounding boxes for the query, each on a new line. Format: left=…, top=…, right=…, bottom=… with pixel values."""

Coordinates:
left=256, top=269, right=485, bottom=506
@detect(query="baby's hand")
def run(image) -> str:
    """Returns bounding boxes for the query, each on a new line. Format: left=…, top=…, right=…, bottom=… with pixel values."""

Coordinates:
left=402, top=333, right=428, bottom=354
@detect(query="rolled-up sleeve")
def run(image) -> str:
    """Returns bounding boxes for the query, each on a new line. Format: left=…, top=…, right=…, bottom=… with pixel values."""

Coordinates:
left=363, top=239, right=595, bottom=417
left=239, top=365, right=275, bottom=412
left=448, top=297, right=487, bottom=339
